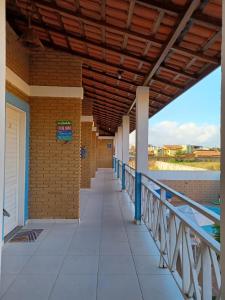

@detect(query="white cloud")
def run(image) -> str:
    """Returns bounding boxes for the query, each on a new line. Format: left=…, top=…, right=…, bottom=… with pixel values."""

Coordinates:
left=129, top=121, right=220, bottom=147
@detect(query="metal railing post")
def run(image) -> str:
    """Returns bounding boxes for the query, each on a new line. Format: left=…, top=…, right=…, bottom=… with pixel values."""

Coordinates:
left=122, top=163, right=126, bottom=190
left=117, top=160, right=120, bottom=178
left=135, top=171, right=142, bottom=223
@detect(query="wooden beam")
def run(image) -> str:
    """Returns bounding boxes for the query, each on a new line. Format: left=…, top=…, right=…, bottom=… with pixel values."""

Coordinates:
left=8, top=6, right=220, bottom=73
left=144, top=0, right=200, bottom=86
left=93, top=102, right=125, bottom=116
left=83, top=75, right=135, bottom=95
left=202, top=29, right=222, bottom=52
left=160, top=64, right=196, bottom=79
left=84, top=83, right=134, bottom=103
left=85, top=92, right=131, bottom=108
left=10, top=0, right=220, bottom=56
left=86, top=91, right=161, bottom=111
left=152, top=76, right=185, bottom=90
left=85, top=87, right=133, bottom=104
left=85, top=93, right=130, bottom=110
left=82, top=67, right=173, bottom=99
left=40, top=41, right=145, bottom=77
left=137, top=1, right=221, bottom=29
left=171, top=45, right=219, bottom=64
left=9, top=13, right=155, bottom=65
left=19, top=0, right=163, bottom=46
left=83, top=78, right=168, bottom=105
left=128, top=0, right=201, bottom=114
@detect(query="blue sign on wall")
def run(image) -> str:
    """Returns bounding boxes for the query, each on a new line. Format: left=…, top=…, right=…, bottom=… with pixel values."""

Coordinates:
left=56, top=120, right=73, bottom=142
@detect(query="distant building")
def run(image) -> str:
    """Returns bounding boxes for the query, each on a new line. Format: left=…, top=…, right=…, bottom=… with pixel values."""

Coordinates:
left=193, top=149, right=220, bottom=161
left=182, top=145, right=202, bottom=154
left=148, top=145, right=158, bottom=156
left=162, top=145, right=183, bottom=157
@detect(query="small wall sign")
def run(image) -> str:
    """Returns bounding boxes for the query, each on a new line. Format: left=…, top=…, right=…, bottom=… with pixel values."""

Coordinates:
left=56, top=120, right=73, bottom=142
left=81, top=146, right=88, bottom=159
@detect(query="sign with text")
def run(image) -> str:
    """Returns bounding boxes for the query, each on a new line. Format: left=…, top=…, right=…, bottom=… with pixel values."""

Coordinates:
left=56, top=120, right=73, bottom=142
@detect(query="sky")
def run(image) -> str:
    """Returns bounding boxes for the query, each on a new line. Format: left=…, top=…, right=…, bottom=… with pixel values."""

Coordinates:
left=130, top=67, right=221, bottom=147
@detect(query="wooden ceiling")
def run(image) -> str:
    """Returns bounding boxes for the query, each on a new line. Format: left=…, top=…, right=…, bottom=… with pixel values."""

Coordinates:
left=7, top=0, right=222, bottom=134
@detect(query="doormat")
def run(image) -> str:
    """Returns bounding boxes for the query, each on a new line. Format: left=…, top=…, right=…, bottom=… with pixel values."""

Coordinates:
left=9, top=229, right=43, bottom=243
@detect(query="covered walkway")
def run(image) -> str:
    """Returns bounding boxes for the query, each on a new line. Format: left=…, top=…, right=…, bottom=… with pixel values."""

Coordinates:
left=0, top=169, right=182, bottom=300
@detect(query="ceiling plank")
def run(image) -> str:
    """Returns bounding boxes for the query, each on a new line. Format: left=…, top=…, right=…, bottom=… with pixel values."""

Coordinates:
left=128, top=0, right=201, bottom=113
left=85, top=93, right=130, bottom=109
left=86, top=91, right=161, bottom=111
left=82, top=67, right=173, bottom=99
left=84, top=83, right=134, bottom=102
left=8, top=7, right=219, bottom=72
left=143, top=0, right=200, bottom=86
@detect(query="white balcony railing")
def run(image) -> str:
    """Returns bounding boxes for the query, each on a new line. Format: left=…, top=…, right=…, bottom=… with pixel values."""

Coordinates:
left=123, top=163, right=221, bottom=300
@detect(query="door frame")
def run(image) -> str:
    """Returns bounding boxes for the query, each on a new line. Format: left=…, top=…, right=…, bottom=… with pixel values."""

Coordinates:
left=4, top=104, right=26, bottom=236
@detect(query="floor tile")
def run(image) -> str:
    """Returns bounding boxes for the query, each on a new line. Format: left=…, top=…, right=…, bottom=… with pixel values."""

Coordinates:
left=1, top=275, right=56, bottom=300
left=129, top=239, right=159, bottom=255
left=0, top=275, right=17, bottom=297
left=21, top=255, right=64, bottom=274
left=34, top=239, right=71, bottom=255
left=134, top=255, right=170, bottom=275
left=60, top=255, right=99, bottom=274
left=97, top=275, right=143, bottom=300
left=100, top=241, right=131, bottom=255
left=99, top=255, right=136, bottom=274
left=2, top=242, right=40, bottom=256
left=1, top=255, right=31, bottom=274
left=139, top=274, right=183, bottom=300
left=49, top=275, right=97, bottom=300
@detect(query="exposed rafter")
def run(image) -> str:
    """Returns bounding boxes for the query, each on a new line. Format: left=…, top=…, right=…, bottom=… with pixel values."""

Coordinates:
left=128, top=0, right=201, bottom=113
left=7, top=0, right=221, bottom=134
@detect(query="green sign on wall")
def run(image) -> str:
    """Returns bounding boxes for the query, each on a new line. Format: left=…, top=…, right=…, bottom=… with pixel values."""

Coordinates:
left=56, top=120, right=73, bottom=142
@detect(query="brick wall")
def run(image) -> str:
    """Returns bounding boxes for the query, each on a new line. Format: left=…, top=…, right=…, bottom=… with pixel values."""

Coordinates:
left=81, top=122, right=92, bottom=188
left=29, top=97, right=81, bottom=219
left=90, top=132, right=97, bottom=177
left=97, top=139, right=113, bottom=168
left=6, top=23, right=30, bottom=83
left=30, top=49, right=82, bottom=87
left=162, top=180, right=220, bottom=204
left=82, top=98, right=93, bottom=115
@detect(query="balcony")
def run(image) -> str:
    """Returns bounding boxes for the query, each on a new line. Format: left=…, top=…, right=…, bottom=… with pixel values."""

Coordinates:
left=1, top=169, right=183, bottom=300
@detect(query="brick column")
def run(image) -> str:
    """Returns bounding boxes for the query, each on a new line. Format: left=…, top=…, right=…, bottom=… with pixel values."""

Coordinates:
left=91, top=128, right=97, bottom=178
left=81, top=116, right=93, bottom=188
left=96, top=132, right=99, bottom=172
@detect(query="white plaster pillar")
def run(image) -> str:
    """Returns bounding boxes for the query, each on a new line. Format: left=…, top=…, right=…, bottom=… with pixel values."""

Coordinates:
left=114, top=132, right=118, bottom=158
left=221, top=1, right=225, bottom=297
left=122, top=115, right=130, bottom=164
left=117, top=126, right=123, bottom=161
left=135, top=86, right=149, bottom=174
left=0, top=0, right=6, bottom=270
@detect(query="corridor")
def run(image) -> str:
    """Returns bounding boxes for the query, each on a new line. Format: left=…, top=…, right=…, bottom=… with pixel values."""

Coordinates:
left=0, top=169, right=183, bottom=300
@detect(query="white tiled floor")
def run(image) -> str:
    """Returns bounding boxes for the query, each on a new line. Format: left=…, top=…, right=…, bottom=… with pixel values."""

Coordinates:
left=0, top=169, right=184, bottom=300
